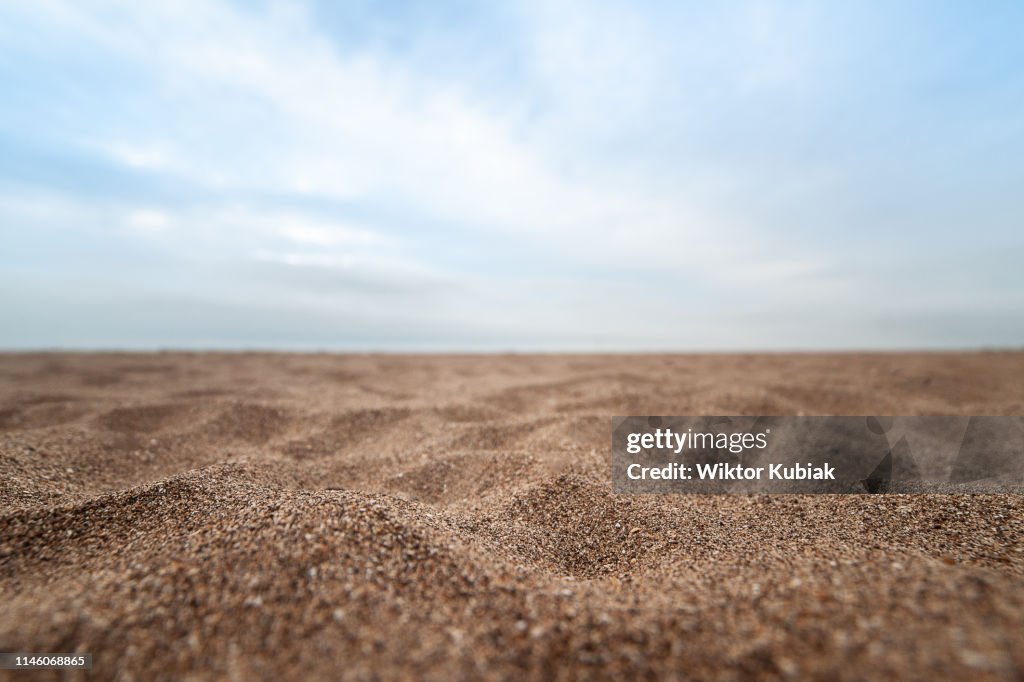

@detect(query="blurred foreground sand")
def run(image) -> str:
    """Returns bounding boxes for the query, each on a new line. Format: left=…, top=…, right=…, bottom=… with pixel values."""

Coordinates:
left=1, top=352, right=1022, bottom=680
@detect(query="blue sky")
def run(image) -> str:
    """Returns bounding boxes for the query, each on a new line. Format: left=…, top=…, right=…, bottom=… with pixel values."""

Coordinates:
left=1, top=0, right=1021, bottom=350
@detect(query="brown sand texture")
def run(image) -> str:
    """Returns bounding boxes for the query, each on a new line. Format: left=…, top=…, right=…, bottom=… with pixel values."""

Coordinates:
left=1, top=352, right=1023, bottom=681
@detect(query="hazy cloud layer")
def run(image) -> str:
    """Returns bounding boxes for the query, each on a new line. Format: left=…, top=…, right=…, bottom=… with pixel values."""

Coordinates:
left=1, top=0, right=1021, bottom=349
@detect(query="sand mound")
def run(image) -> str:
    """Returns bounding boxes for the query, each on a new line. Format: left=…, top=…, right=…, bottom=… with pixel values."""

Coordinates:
left=1, top=352, right=1023, bottom=679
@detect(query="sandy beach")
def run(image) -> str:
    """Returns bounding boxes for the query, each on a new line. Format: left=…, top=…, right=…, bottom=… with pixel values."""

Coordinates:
left=1, top=352, right=1022, bottom=680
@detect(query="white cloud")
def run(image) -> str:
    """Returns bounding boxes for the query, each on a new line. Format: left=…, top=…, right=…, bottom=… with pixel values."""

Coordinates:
left=5, top=0, right=1018, bottom=348
left=277, top=222, right=378, bottom=247
left=252, top=251, right=355, bottom=269
left=99, top=141, right=176, bottom=172
left=29, top=0, right=774, bottom=272
left=125, top=208, right=172, bottom=233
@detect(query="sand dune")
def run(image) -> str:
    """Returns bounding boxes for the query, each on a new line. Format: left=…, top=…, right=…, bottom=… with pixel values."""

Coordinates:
left=1, top=352, right=1023, bottom=680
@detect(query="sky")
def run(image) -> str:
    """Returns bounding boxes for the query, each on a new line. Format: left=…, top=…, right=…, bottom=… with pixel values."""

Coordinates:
left=0, top=0, right=1022, bottom=350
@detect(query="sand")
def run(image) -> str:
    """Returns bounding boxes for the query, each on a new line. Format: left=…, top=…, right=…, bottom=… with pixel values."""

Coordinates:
left=1, top=352, right=1022, bottom=680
